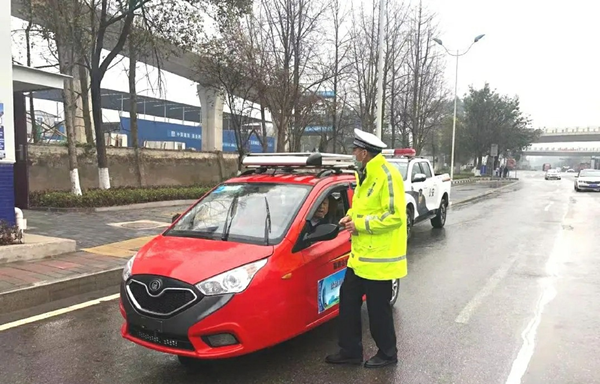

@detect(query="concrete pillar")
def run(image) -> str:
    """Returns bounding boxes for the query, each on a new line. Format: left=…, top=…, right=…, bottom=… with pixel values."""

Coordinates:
left=0, top=0, right=16, bottom=224
left=197, top=84, right=223, bottom=152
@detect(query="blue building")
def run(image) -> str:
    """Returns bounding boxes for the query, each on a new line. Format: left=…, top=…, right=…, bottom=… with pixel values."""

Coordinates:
left=118, top=117, right=275, bottom=153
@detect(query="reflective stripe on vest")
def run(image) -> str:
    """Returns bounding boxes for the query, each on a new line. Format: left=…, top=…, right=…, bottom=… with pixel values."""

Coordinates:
left=358, top=255, right=407, bottom=263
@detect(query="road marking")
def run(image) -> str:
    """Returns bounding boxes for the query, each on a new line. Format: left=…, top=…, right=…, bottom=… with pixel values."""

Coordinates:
left=544, top=202, right=553, bottom=211
left=0, top=294, right=120, bottom=333
left=82, top=236, right=154, bottom=258
left=505, top=212, right=568, bottom=384
left=455, top=258, right=517, bottom=324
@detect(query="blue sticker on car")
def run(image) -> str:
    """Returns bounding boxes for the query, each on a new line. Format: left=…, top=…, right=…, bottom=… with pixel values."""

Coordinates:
left=318, top=268, right=347, bottom=314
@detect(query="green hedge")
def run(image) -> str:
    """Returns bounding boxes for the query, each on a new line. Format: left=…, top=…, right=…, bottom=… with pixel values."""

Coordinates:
left=30, top=185, right=211, bottom=208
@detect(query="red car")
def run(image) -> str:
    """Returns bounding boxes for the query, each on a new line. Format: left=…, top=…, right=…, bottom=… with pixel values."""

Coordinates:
left=119, top=153, right=401, bottom=366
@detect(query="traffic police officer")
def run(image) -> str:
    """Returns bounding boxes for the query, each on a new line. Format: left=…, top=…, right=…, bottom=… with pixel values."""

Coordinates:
left=326, top=129, right=407, bottom=368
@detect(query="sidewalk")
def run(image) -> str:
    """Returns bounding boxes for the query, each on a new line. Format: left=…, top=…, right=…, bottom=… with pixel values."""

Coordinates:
left=0, top=179, right=519, bottom=316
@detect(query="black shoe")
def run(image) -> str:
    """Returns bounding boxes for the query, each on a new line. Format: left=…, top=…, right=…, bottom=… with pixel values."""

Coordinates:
left=325, top=352, right=363, bottom=365
left=364, top=354, right=398, bottom=369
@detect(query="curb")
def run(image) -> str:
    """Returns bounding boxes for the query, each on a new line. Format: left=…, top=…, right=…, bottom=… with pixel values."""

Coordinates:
left=0, top=234, right=77, bottom=264
left=29, top=199, right=197, bottom=213
left=450, top=180, right=520, bottom=207
left=451, top=177, right=519, bottom=185
left=0, top=267, right=122, bottom=314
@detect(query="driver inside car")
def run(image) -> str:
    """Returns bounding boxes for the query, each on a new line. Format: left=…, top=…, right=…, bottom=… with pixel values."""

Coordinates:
left=308, top=195, right=337, bottom=231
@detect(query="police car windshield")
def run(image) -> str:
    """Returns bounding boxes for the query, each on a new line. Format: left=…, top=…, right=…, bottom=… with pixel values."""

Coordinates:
left=580, top=169, right=600, bottom=177
left=389, top=161, right=409, bottom=180
left=166, top=183, right=311, bottom=245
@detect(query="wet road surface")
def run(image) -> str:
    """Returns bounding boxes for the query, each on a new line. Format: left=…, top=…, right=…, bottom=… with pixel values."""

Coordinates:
left=1, top=171, right=599, bottom=384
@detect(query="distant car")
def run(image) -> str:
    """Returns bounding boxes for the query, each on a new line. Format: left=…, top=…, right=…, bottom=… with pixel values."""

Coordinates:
left=574, top=169, right=600, bottom=192
left=567, top=169, right=576, bottom=173
left=545, top=169, right=561, bottom=180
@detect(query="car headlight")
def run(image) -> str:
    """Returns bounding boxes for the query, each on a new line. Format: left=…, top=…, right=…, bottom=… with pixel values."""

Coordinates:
left=195, top=259, right=268, bottom=296
left=122, top=254, right=136, bottom=281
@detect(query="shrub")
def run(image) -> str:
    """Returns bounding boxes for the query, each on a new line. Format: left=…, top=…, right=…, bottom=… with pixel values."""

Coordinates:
left=30, top=185, right=211, bottom=208
left=0, top=220, right=19, bottom=246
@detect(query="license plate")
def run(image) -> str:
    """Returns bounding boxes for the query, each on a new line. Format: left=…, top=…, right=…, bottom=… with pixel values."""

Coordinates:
left=135, top=315, right=163, bottom=333
left=590, top=184, right=598, bottom=188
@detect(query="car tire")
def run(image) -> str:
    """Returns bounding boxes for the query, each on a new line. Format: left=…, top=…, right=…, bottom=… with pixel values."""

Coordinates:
left=431, top=198, right=448, bottom=229
left=406, top=206, right=414, bottom=242
left=575, top=186, right=581, bottom=192
left=390, top=279, right=400, bottom=307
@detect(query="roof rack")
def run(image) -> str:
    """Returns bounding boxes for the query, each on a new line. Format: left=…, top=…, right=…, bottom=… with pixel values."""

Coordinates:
left=241, top=152, right=356, bottom=177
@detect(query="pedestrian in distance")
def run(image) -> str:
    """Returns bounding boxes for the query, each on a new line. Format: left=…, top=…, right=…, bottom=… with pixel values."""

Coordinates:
left=326, top=129, right=408, bottom=369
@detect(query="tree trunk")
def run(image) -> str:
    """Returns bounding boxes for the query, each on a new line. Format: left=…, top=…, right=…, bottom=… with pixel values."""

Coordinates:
left=128, top=37, right=144, bottom=187
left=90, top=72, right=110, bottom=189
left=78, top=65, right=94, bottom=145
left=63, top=79, right=83, bottom=195
left=260, top=104, right=268, bottom=152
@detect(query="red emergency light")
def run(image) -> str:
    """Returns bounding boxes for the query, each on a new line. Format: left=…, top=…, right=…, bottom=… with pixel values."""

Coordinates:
left=382, top=148, right=417, bottom=157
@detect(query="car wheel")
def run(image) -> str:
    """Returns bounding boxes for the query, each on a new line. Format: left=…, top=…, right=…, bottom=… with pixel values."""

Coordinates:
left=431, top=198, right=448, bottom=229
left=575, top=186, right=580, bottom=192
left=406, top=206, right=414, bottom=242
left=390, top=279, right=400, bottom=306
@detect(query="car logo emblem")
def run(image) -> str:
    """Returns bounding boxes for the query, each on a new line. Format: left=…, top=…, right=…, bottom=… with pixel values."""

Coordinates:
left=149, top=279, right=163, bottom=293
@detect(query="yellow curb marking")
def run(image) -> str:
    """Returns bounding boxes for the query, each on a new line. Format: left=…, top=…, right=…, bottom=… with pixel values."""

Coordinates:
left=82, top=236, right=155, bottom=258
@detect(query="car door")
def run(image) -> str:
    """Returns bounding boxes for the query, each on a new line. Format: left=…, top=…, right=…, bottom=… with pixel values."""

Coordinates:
left=418, top=161, right=438, bottom=211
left=299, top=183, right=352, bottom=326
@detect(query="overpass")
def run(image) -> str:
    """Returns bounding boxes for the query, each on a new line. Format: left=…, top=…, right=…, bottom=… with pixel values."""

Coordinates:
left=523, top=146, right=600, bottom=156
left=534, top=126, right=600, bottom=143
left=11, top=0, right=251, bottom=152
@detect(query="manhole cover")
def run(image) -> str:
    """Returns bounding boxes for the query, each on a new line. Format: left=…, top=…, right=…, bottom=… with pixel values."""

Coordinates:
left=108, top=220, right=171, bottom=230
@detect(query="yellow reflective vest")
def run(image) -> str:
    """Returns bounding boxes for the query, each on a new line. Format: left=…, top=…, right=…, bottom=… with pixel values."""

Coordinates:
left=346, top=153, right=407, bottom=280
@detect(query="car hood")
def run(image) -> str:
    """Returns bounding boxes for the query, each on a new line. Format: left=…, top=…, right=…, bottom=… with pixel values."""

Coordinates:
left=131, top=235, right=275, bottom=285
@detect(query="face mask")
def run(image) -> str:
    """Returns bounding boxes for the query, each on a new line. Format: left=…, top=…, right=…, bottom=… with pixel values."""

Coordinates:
left=352, top=154, right=362, bottom=169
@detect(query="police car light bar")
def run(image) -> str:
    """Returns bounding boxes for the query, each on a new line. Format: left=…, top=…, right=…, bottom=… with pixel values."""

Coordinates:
left=242, top=152, right=355, bottom=168
left=382, top=148, right=417, bottom=158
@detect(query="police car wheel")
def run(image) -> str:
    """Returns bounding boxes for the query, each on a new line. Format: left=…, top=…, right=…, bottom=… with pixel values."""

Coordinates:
left=431, top=198, right=447, bottom=229
left=390, top=279, right=400, bottom=306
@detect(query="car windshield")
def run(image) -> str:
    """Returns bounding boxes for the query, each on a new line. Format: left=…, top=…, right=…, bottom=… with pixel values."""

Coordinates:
left=166, top=183, right=311, bottom=245
left=580, top=169, right=600, bottom=177
left=390, top=161, right=409, bottom=180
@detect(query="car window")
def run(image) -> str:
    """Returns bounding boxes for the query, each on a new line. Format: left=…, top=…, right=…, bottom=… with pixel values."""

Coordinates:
left=167, top=183, right=311, bottom=245
left=420, top=162, right=433, bottom=178
left=580, top=169, right=600, bottom=177
left=411, top=162, right=424, bottom=181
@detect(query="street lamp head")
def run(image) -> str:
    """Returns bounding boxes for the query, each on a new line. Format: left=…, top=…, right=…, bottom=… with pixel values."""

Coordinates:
left=433, top=38, right=443, bottom=46
left=474, top=34, right=485, bottom=43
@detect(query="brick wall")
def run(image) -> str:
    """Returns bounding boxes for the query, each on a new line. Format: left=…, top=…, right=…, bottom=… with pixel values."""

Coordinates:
left=0, top=163, right=15, bottom=225
left=27, top=145, right=240, bottom=192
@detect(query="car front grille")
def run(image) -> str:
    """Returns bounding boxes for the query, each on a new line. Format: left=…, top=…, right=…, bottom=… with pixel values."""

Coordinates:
left=126, top=278, right=199, bottom=317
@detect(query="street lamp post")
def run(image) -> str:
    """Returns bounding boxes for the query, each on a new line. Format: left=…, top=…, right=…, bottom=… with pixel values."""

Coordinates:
left=433, top=34, right=485, bottom=180
left=375, top=0, right=387, bottom=140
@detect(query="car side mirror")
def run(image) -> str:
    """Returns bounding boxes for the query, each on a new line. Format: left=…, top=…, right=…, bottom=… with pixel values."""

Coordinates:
left=304, top=223, right=340, bottom=243
left=172, top=213, right=181, bottom=223
left=412, top=173, right=427, bottom=183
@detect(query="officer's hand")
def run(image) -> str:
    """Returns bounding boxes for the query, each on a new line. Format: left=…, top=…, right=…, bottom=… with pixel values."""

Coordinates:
left=345, top=220, right=358, bottom=235
left=339, top=216, right=351, bottom=226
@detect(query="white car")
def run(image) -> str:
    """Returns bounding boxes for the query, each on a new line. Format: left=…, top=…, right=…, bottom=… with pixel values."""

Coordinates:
left=382, top=149, right=451, bottom=240
left=545, top=169, right=561, bottom=180
left=575, top=169, right=600, bottom=192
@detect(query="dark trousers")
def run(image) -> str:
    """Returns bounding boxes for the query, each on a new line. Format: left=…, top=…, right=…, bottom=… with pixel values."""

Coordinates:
left=338, top=267, right=397, bottom=359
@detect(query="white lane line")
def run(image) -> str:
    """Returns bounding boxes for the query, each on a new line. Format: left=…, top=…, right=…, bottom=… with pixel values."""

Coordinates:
left=505, top=214, right=568, bottom=384
left=544, top=202, right=553, bottom=211
left=455, top=258, right=517, bottom=324
left=0, top=294, right=119, bottom=332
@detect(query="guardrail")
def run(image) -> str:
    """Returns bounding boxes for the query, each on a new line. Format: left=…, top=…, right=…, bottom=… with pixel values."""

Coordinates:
left=538, top=127, right=600, bottom=135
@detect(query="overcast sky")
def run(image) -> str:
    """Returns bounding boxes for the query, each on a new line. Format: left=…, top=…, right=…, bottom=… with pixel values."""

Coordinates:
left=421, top=0, right=600, bottom=129
left=12, top=0, right=600, bottom=130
